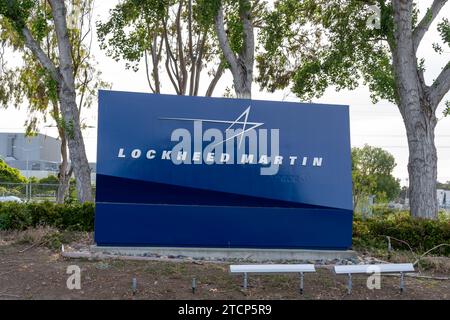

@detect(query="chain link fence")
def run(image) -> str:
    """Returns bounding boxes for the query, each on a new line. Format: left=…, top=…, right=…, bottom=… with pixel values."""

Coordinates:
left=0, top=182, right=67, bottom=202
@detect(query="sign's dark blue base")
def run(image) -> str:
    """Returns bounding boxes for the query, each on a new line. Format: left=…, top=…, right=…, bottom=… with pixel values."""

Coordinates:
left=94, top=203, right=353, bottom=249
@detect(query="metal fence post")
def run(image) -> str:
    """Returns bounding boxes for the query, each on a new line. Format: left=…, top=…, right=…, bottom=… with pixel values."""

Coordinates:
left=347, top=273, right=352, bottom=295
left=299, top=272, right=304, bottom=294
left=243, top=273, right=248, bottom=289
left=400, top=272, right=404, bottom=293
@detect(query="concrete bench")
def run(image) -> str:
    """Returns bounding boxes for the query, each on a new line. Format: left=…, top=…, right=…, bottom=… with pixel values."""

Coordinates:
left=334, top=263, right=415, bottom=294
left=230, top=264, right=316, bottom=294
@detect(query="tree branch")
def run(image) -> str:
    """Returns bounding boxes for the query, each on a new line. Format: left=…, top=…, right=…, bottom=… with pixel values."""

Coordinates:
left=188, top=0, right=195, bottom=95
left=214, top=4, right=238, bottom=74
left=3, top=1, right=60, bottom=83
left=430, top=62, right=450, bottom=107
left=20, top=26, right=61, bottom=83
left=144, top=49, right=156, bottom=93
left=162, top=16, right=181, bottom=93
left=77, top=68, right=90, bottom=117
left=206, top=62, right=225, bottom=97
left=412, top=0, right=447, bottom=53
left=194, top=30, right=207, bottom=95
left=48, top=0, right=75, bottom=89
left=175, top=0, right=187, bottom=94
left=165, top=54, right=181, bottom=95
left=156, top=36, right=163, bottom=92
left=240, top=0, right=254, bottom=66
left=151, top=35, right=162, bottom=93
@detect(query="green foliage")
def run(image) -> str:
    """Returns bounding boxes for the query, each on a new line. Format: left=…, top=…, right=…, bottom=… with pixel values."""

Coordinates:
left=0, top=201, right=32, bottom=229
left=195, top=0, right=220, bottom=29
left=0, top=201, right=94, bottom=231
left=437, top=181, right=450, bottom=191
left=37, top=175, right=58, bottom=184
left=257, top=0, right=319, bottom=92
left=353, top=212, right=450, bottom=256
left=30, top=174, right=58, bottom=196
left=352, top=145, right=401, bottom=208
left=0, top=0, right=108, bottom=134
left=1, top=201, right=447, bottom=256
left=258, top=0, right=448, bottom=105
left=195, top=0, right=265, bottom=55
left=96, top=0, right=222, bottom=70
left=96, top=0, right=223, bottom=95
left=437, top=18, right=450, bottom=48
left=444, top=100, right=450, bottom=117
left=97, top=0, right=264, bottom=95
left=97, top=0, right=168, bottom=69
left=257, top=0, right=399, bottom=103
left=0, top=159, right=27, bottom=183
left=1, top=201, right=448, bottom=256
left=0, top=0, right=36, bottom=31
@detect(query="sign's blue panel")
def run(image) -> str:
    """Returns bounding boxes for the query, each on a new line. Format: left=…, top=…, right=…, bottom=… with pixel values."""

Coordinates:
left=95, top=90, right=353, bottom=249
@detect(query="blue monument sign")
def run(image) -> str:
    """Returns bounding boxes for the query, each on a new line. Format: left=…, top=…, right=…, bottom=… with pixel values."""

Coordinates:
left=95, top=90, right=353, bottom=249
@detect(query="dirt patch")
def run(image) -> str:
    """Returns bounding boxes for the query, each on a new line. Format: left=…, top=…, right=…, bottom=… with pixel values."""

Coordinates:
left=0, top=231, right=449, bottom=300
left=356, top=246, right=450, bottom=275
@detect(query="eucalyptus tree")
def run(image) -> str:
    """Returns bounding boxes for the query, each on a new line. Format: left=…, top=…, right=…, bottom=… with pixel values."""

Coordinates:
left=197, top=0, right=266, bottom=99
left=213, top=0, right=254, bottom=99
left=0, top=0, right=98, bottom=202
left=258, top=0, right=450, bottom=219
left=97, top=0, right=225, bottom=96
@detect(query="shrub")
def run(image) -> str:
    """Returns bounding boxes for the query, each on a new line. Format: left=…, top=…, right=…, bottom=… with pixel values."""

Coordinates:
left=353, top=212, right=450, bottom=256
left=0, top=202, right=32, bottom=230
left=0, top=202, right=448, bottom=256
left=0, top=201, right=94, bottom=231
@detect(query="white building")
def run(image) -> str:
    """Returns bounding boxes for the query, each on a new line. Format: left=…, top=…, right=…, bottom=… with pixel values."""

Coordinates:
left=0, top=132, right=61, bottom=175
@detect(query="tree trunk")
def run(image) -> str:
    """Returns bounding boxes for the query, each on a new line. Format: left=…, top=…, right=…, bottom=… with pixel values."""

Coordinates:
left=51, top=100, right=70, bottom=204
left=233, top=61, right=252, bottom=99
left=8, top=0, right=99, bottom=203
left=50, top=0, right=93, bottom=203
left=392, top=0, right=438, bottom=219
left=214, top=1, right=254, bottom=99
left=57, top=170, right=70, bottom=204
left=404, top=105, right=438, bottom=219
left=56, top=133, right=71, bottom=204
left=58, top=82, right=93, bottom=203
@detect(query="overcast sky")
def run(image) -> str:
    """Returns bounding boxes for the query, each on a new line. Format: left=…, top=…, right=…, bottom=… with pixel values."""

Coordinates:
left=0, top=1, right=449, bottom=185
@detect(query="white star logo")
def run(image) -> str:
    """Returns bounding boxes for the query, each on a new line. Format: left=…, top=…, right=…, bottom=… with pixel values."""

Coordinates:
left=160, top=106, right=264, bottom=148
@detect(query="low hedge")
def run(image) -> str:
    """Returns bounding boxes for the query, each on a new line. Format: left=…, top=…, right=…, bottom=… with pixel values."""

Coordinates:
left=0, top=201, right=94, bottom=231
left=353, top=212, right=450, bottom=255
left=0, top=202, right=449, bottom=255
